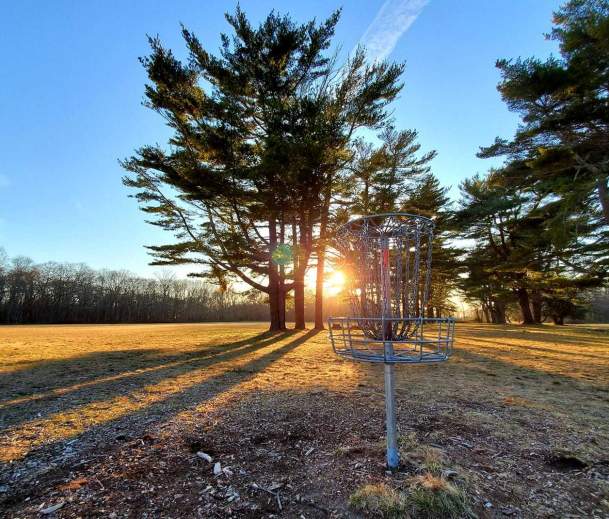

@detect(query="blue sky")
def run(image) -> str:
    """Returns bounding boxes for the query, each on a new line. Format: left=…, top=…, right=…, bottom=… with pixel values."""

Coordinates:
left=0, top=0, right=561, bottom=277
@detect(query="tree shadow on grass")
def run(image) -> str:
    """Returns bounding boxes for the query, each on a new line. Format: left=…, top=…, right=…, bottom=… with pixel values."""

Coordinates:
left=460, top=324, right=609, bottom=348
left=1, top=330, right=271, bottom=398
left=459, top=335, right=609, bottom=362
left=452, top=347, right=609, bottom=395
left=0, top=330, right=294, bottom=433
left=0, top=330, right=320, bottom=482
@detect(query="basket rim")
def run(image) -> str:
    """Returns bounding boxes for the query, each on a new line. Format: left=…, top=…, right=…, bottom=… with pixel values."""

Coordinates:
left=337, top=212, right=434, bottom=235
left=328, top=316, right=455, bottom=322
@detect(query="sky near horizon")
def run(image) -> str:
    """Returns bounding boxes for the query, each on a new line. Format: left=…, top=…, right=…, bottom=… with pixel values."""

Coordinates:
left=1, top=0, right=562, bottom=278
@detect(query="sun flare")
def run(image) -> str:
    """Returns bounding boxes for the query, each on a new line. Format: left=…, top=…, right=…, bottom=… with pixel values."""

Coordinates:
left=326, top=270, right=346, bottom=296
left=305, top=269, right=347, bottom=296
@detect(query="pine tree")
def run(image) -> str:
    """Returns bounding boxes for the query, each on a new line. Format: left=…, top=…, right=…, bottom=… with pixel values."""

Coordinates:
left=349, top=127, right=436, bottom=214
left=401, top=174, right=461, bottom=317
left=122, top=8, right=342, bottom=330
left=455, top=163, right=604, bottom=324
left=480, top=0, right=609, bottom=228
left=122, top=8, right=406, bottom=330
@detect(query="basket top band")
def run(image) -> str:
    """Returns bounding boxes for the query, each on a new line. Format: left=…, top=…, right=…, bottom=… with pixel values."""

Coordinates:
left=336, top=213, right=435, bottom=240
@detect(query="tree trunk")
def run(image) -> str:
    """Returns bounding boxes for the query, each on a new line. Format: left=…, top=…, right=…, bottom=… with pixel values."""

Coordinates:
left=268, top=268, right=281, bottom=331
left=314, top=189, right=331, bottom=330
left=497, top=301, right=507, bottom=324
left=597, top=176, right=609, bottom=227
left=278, top=284, right=286, bottom=328
left=268, top=215, right=286, bottom=331
left=482, top=303, right=491, bottom=323
left=294, top=215, right=307, bottom=330
left=278, top=214, right=286, bottom=330
left=313, top=251, right=326, bottom=329
left=515, top=287, right=534, bottom=325
left=293, top=271, right=306, bottom=329
left=492, top=300, right=507, bottom=324
left=531, top=289, right=542, bottom=324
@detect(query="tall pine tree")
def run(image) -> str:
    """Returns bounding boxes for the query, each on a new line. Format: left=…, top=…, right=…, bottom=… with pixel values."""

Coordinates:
left=480, top=0, right=609, bottom=229
left=123, top=8, right=405, bottom=330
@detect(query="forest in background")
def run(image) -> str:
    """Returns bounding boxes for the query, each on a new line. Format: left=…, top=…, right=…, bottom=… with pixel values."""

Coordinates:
left=0, top=250, right=267, bottom=324
left=1, top=248, right=608, bottom=325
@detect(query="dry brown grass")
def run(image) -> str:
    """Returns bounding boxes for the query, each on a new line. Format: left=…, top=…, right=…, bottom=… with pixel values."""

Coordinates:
left=1, top=322, right=608, bottom=517
left=349, top=483, right=408, bottom=518
left=0, top=324, right=361, bottom=462
left=405, top=473, right=472, bottom=519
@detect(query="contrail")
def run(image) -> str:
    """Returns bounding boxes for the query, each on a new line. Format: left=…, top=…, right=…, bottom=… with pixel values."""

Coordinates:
left=358, top=0, right=429, bottom=61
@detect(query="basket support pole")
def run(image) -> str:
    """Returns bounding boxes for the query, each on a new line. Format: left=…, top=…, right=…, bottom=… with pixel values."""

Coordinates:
left=380, top=237, right=399, bottom=469
left=384, top=356, right=399, bottom=469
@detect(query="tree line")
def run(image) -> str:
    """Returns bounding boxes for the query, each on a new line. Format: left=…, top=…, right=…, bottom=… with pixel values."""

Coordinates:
left=2, top=246, right=606, bottom=325
left=0, top=250, right=267, bottom=324
left=121, top=1, right=608, bottom=330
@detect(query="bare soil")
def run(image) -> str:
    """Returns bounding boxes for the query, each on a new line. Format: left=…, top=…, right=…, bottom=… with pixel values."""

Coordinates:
left=1, top=322, right=608, bottom=518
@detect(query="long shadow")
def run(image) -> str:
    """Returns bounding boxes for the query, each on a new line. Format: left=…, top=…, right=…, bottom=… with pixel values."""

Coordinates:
left=454, top=347, right=609, bottom=393
left=1, top=330, right=271, bottom=400
left=381, top=346, right=609, bottom=428
left=460, top=336, right=609, bottom=362
left=0, top=331, right=293, bottom=433
left=460, top=324, right=609, bottom=347
left=0, top=330, right=320, bottom=479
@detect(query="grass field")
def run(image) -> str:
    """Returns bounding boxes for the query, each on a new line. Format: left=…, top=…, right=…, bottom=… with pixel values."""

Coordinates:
left=1, top=322, right=608, bottom=517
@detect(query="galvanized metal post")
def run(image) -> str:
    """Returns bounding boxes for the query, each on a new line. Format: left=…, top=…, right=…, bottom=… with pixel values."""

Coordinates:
left=384, top=354, right=399, bottom=469
left=380, top=237, right=399, bottom=470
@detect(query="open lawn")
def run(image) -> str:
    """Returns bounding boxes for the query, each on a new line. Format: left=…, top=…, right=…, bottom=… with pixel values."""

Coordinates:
left=1, top=323, right=608, bottom=517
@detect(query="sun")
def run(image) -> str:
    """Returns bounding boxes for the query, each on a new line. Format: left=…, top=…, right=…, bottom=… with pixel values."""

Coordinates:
left=325, top=270, right=346, bottom=296
left=305, top=268, right=346, bottom=296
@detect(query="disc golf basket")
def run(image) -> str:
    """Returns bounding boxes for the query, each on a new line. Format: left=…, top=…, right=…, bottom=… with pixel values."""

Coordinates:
left=328, top=213, right=455, bottom=469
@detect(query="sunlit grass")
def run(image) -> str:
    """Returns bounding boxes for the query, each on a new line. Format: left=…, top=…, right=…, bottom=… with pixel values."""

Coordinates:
left=349, top=475, right=473, bottom=519
left=0, top=324, right=360, bottom=462
left=350, top=483, right=407, bottom=518
left=1, top=322, right=608, bottom=466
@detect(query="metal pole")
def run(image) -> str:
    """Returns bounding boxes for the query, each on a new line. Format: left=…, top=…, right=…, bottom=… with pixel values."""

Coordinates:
left=384, top=355, right=399, bottom=469
left=380, top=236, right=399, bottom=470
